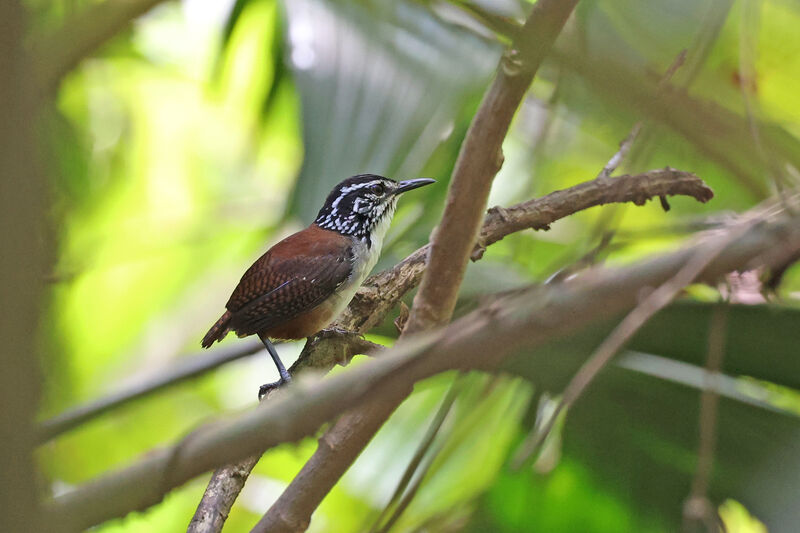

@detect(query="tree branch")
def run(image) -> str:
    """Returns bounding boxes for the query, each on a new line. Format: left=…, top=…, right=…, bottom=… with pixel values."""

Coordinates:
left=45, top=210, right=800, bottom=532
left=38, top=341, right=263, bottom=443
left=32, top=0, right=171, bottom=91
left=1, top=1, right=47, bottom=530
left=472, top=168, right=712, bottom=260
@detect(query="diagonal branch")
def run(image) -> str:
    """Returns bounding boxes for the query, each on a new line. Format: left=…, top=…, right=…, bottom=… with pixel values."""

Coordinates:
left=404, top=0, right=580, bottom=333
left=370, top=375, right=465, bottom=533
left=45, top=210, right=800, bottom=532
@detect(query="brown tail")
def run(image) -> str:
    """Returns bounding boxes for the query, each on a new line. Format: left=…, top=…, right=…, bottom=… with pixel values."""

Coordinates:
left=202, top=310, right=232, bottom=348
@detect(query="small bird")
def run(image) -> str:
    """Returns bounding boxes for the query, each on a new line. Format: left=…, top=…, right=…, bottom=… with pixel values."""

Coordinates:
left=202, top=174, right=435, bottom=397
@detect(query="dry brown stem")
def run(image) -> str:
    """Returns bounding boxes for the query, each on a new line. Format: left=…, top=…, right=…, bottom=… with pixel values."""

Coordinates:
left=682, top=304, right=729, bottom=532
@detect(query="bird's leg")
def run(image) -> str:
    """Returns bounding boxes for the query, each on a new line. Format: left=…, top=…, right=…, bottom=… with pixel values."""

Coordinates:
left=257, top=333, right=291, bottom=400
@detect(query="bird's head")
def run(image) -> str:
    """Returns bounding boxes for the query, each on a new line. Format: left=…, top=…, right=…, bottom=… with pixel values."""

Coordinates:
left=314, top=174, right=435, bottom=246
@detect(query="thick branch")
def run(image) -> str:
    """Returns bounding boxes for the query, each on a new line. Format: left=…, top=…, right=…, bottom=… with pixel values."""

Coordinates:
left=32, top=0, right=170, bottom=91
left=1, top=1, right=47, bottom=530
left=45, top=212, right=800, bottom=532
left=405, top=0, right=580, bottom=332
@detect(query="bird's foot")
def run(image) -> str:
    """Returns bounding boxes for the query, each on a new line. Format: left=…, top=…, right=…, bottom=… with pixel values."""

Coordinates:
left=258, top=375, right=291, bottom=401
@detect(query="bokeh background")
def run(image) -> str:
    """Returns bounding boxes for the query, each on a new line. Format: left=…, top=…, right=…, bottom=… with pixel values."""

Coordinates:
left=26, top=0, right=800, bottom=531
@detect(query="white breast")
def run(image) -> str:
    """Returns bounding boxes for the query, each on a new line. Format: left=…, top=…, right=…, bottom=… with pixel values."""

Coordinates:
left=326, top=201, right=396, bottom=321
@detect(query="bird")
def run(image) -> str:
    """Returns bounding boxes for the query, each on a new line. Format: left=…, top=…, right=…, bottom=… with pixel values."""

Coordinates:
left=202, top=174, right=435, bottom=398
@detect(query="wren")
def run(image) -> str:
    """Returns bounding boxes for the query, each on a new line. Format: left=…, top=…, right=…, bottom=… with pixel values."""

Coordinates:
left=202, top=174, right=435, bottom=398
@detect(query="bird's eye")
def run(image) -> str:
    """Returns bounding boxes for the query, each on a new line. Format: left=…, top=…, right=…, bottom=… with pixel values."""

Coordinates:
left=369, top=183, right=385, bottom=195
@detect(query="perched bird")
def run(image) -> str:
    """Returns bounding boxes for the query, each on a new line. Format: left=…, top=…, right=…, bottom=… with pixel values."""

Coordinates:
left=202, top=174, right=435, bottom=397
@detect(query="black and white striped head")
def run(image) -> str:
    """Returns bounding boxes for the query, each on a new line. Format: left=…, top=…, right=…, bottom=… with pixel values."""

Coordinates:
left=314, top=174, right=435, bottom=246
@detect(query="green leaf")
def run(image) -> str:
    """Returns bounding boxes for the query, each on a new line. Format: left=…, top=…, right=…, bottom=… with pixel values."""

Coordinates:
left=281, top=0, right=498, bottom=222
left=502, top=301, right=800, bottom=530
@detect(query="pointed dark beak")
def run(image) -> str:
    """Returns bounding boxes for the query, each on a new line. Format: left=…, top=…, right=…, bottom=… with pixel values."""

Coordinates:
left=394, top=178, right=436, bottom=195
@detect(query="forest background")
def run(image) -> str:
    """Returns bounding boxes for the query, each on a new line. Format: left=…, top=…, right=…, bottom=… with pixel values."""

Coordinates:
left=3, top=0, right=800, bottom=532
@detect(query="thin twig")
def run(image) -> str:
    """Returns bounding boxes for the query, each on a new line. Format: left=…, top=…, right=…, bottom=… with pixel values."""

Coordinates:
left=616, top=49, right=688, bottom=176
left=38, top=341, right=262, bottom=442
left=682, top=303, right=729, bottom=532
left=597, top=49, right=685, bottom=194
left=597, top=125, right=643, bottom=180
left=512, top=221, right=751, bottom=467
left=369, top=375, right=465, bottom=533
left=43, top=212, right=800, bottom=532
left=738, top=0, right=795, bottom=201
left=374, top=438, right=442, bottom=533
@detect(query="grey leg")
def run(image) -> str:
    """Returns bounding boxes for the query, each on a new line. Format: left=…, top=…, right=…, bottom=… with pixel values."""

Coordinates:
left=257, top=333, right=291, bottom=400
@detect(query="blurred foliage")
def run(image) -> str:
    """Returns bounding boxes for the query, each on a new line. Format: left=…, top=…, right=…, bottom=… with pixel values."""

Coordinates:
left=30, top=0, right=800, bottom=531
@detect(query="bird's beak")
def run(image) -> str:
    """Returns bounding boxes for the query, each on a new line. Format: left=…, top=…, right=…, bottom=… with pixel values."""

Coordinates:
left=394, top=178, right=436, bottom=195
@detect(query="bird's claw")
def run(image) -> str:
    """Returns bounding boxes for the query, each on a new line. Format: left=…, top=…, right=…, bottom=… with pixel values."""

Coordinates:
left=258, top=376, right=291, bottom=401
